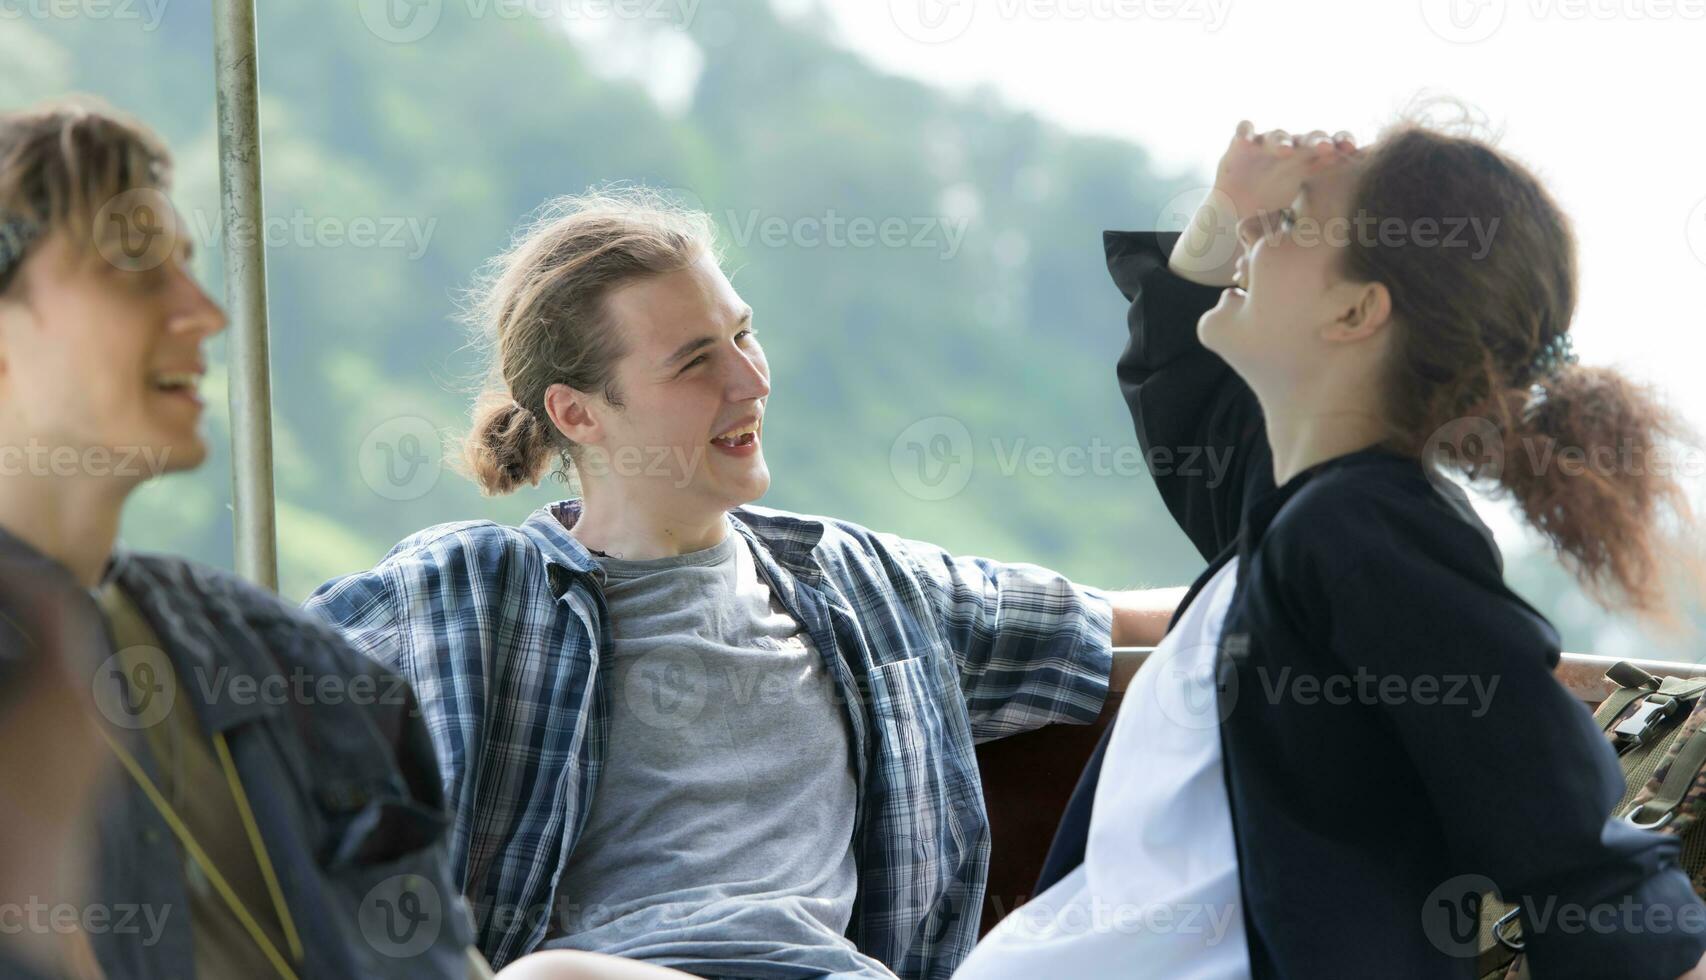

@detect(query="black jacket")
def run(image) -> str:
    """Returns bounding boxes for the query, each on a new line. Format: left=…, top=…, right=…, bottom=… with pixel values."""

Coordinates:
left=1037, top=230, right=1706, bottom=979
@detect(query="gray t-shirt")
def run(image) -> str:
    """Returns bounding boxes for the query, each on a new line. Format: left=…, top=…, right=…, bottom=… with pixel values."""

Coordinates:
left=545, top=525, right=892, bottom=979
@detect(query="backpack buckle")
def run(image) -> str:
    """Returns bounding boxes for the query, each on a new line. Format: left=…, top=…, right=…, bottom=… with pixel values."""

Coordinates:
left=1621, top=799, right=1678, bottom=831
left=1612, top=694, right=1681, bottom=751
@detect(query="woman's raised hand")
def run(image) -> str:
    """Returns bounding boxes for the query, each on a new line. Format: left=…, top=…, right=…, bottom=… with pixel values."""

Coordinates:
left=1167, top=121, right=1358, bottom=287
left=1216, top=122, right=1355, bottom=225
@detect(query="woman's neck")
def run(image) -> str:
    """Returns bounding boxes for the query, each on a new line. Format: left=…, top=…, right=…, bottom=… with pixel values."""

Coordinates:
left=1264, top=403, right=1392, bottom=488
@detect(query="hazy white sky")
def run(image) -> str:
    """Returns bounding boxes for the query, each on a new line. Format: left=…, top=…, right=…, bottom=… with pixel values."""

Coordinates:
left=805, top=0, right=1703, bottom=381
left=789, top=0, right=1706, bottom=549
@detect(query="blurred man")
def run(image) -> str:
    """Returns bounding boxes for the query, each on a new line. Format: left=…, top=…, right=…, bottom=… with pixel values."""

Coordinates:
left=0, top=96, right=487, bottom=980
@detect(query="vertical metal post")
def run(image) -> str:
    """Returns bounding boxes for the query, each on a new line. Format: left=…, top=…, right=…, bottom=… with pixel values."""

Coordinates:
left=213, top=0, right=279, bottom=591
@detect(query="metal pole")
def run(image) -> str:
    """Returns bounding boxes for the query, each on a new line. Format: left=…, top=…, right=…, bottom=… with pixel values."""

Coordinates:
left=212, top=0, right=279, bottom=591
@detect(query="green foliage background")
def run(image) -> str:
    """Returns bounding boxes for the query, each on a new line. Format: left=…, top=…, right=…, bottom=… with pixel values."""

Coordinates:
left=2, top=0, right=1696, bottom=660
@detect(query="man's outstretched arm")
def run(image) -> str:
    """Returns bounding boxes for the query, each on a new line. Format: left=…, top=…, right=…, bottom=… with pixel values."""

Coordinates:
left=1103, top=586, right=1187, bottom=648
left=1099, top=586, right=1188, bottom=690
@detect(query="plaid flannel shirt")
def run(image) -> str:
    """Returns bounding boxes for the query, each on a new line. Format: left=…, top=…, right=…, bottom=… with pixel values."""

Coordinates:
left=304, top=500, right=1113, bottom=978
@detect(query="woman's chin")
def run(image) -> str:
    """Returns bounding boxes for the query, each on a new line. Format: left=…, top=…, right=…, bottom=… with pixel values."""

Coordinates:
left=1197, top=306, right=1234, bottom=356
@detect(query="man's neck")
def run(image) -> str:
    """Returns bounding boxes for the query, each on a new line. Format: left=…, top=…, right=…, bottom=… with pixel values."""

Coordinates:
left=0, top=474, right=127, bottom=587
left=567, top=487, right=730, bottom=561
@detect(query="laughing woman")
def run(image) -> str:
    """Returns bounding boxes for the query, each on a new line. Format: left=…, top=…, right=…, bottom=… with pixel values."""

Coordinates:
left=953, top=117, right=1706, bottom=979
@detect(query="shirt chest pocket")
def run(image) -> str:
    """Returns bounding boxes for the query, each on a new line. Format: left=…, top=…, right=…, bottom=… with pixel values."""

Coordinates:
left=865, top=655, right=980, bottom=843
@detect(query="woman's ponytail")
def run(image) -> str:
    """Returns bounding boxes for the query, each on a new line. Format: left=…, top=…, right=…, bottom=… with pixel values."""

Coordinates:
left=1344, top=110, right=1699, bottom=619
left=1487, top=365, right=1694, bottom=615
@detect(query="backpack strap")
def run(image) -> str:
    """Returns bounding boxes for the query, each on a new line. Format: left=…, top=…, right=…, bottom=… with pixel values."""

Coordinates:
left=1623, top=723, right=1706, bottom=831
left=1597, top=664, right=1706, bottom=755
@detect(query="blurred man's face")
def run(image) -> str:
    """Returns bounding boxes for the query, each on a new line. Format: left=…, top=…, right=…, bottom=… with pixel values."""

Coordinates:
left=0, top=210, right=226, bottom=486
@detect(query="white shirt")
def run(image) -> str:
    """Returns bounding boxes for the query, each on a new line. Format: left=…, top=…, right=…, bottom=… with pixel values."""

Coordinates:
left=953, top=559, right=1250, bottom=980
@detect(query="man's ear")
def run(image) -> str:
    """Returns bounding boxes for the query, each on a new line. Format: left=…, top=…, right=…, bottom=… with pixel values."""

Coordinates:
left=543, top=382, right=601, bottom=447
left=1324, top=280, right=1391, bottom=345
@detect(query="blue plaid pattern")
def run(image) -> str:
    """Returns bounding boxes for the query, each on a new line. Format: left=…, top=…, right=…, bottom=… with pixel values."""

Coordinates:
left=304, top=500, right=1113, bottom=977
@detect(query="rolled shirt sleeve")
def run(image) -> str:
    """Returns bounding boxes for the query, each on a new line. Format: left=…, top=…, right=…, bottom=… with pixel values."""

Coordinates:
left=887, top=533, right=1114, bottom=742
